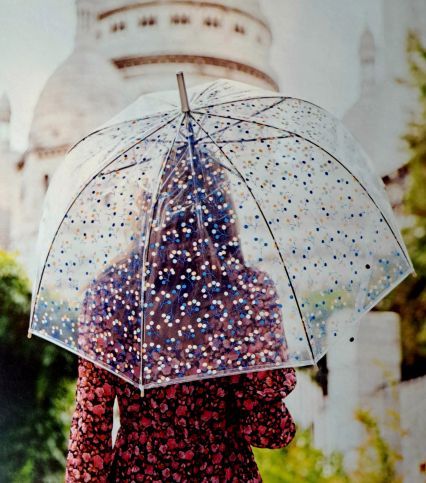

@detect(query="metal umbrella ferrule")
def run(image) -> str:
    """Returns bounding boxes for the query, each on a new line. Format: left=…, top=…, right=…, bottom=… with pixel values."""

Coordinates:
left=176, top=71, right=190, bottom=112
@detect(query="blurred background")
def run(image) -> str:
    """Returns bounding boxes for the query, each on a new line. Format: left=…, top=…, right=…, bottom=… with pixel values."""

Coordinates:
left=0, top=0, right=425, bottom=481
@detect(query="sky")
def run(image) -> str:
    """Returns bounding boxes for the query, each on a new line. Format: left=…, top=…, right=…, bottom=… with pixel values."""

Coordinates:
left=0, top=0, right=383, bottom=151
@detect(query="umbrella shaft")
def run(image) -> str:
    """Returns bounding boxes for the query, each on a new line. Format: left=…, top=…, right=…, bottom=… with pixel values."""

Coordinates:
left=177, top=71, right=190, bottom=112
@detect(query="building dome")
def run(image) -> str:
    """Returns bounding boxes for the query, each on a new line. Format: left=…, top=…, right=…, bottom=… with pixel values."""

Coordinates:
left=95, top=0, right=277, bottom=95
left=29, top=48, right=128, bottom=152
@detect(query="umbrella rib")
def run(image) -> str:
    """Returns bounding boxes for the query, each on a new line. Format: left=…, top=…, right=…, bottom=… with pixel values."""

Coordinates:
left=194, top=94, right=337, bottom=120
left=30, top=113, right=180, bottom=329
left=101, top=157, right=181, bottom=178
left=191, top=110, right=411, bottom=268
left=157, top=121, right=224, bottom=193
left=196, top=135, right=292, bottom=144
left=195, top=95, right=285, bottom=111
left=158, top=120, right=241, bottom=192
left=138, top=113, right=186, bottom=392
left=67, top=111, right=177, bottom=155
left=193, top=98, right=285, bottom=144
left=100, top=160, right=150, bottom=176
left=100, top=139, right=175, bottom=176
left=189, top=113, right=317, bottom=363
left=191, top=109, right=300, bottom=135
left=187, top=79, right=221, bottom=107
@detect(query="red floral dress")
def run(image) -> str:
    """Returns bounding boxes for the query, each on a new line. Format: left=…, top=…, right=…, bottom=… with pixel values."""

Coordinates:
left=65, top=359, right=297, bottom=482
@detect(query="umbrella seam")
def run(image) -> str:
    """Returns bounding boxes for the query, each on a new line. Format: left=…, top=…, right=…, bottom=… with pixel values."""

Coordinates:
left=194, top=95, right=285, bottom=111
left=66, top=111, right=179, bottom=156
left=195, top=94, right=343, bottom=121
left=193, top=98, right=285, bottom=145
left=138, top=113, right=186, bottom=392
left=29, top=114, right=180, bottom=330
left=191, top=110, right=412, bottom=268
left=188, top=112, right=317, bottom=362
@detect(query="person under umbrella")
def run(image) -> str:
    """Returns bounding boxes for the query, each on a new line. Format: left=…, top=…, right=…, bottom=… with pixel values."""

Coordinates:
left=65, top=128, right=297, bottom=482
left=29, top=73, right=413, bottom=386
left=29, top=71, right=413, bottom=481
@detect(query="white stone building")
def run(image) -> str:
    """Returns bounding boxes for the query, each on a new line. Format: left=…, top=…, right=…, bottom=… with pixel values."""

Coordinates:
left=4, top=0, right=277, bottom=277
left=0, top=94, right=21, bottom=249
left=343, top=0, right=426, bottom=222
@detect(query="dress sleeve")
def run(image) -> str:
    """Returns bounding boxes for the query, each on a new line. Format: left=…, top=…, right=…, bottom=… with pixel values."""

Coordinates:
left=229, top=367, right=297, bottom=449
left=228, top=267, right=297, bottom=449
left=65, top=356, right=117, bottom=482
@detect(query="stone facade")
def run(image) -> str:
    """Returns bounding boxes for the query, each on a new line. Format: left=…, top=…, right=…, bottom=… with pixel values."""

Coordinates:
left=5, top=0, right=277, bottom=279
left=0, top=94, right=20, bottom=250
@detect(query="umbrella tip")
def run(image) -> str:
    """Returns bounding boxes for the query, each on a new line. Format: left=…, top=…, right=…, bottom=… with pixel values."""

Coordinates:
left=27, top=330, right=32, bottom=339
left=176, top=71, right=190, bottom=113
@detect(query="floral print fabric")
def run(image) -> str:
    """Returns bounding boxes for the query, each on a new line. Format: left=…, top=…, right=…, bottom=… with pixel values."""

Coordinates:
left=65, top=360, right=297, bottom=482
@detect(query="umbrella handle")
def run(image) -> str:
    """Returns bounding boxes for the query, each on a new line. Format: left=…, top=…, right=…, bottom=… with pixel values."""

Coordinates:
left=176, top=71, right=190, bottom=113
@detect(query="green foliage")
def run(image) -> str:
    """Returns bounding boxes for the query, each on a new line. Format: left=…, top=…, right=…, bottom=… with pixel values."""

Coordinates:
left=253, top=428, right=349, bottom=483
left=0, top=251, right=31, bottom=352
left=378, top=30, right=426, bottom=379
left=7, top=378, right=76, bottom=483
left=254, top=407, right=403, bottom=483
left=0, top=251, right=77, bottom=482
left=351, top=409, right=402, bottom=483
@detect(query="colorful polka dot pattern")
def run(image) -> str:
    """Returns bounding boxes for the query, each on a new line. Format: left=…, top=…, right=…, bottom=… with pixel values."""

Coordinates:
left=30, top=79, right=413, bottom=391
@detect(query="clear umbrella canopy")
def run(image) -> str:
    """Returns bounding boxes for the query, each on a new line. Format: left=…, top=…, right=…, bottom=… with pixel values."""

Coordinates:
left=28, top=77, right=414, bottom=393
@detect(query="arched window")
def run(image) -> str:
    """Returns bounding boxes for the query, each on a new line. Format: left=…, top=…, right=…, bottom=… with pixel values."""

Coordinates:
left=111, top=20, right=126, bottom=33
left=171, top=14, right=190, bottom=25
left=204, top=17, right=220, bottom=27
left=43, top=174, right=49, bottom=191
left=139, top=16, right=157, bottom=27
left=234, top=24, right=245, bottom=34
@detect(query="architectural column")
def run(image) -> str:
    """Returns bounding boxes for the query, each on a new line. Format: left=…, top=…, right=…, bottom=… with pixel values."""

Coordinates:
left=324, top=311, right=402, bottom=474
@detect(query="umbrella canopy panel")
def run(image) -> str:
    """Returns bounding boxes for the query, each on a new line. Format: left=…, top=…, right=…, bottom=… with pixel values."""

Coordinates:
left=29, top=79, right=414, bottom=390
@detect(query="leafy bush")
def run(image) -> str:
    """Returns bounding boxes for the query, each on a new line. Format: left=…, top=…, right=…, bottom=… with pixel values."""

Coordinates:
left=351, top=409, right=402, bottom=483
left=0, top=251, right=76, bottom=482
left=253, top=428, right=349, bottom=483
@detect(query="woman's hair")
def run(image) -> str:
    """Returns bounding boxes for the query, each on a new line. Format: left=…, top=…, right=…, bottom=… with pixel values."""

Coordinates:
left=140, top=139, right=251, bottom=349
left=145, top=140, right=245, bottom=310
left=80, top=136, right=287, bottom=382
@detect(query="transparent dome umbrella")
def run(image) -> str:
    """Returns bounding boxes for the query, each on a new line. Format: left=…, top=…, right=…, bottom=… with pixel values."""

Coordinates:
left=28, top=73, right=415, bottom=395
